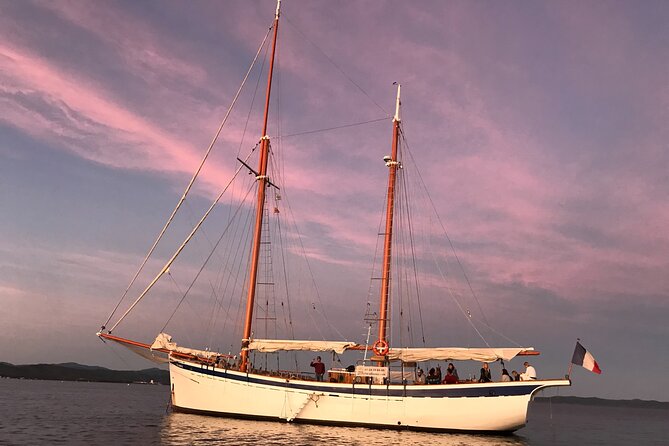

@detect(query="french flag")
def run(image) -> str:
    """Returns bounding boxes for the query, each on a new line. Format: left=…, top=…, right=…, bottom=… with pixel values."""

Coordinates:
left=571, top=341, right=602, bottom=374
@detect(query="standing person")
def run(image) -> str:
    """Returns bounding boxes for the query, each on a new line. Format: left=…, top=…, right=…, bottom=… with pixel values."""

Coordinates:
left=501, top=368, right=511, bottom=382
left=511, top=370, right=521, bottom=381
left=520, top=361, right=537, bottom=380
left=479, top=362, right=492, bottom=382
left=310, top=356, right=326, bottom=381
left=436, top=365, right=442, bottom=381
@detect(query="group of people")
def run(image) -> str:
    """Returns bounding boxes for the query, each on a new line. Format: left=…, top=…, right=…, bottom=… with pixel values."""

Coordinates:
left=480, top=361, right=536, bottom=382
left=416, top=361, right=537, bottom=384
left=415, top=362, right=459, bottom=384
left=312, top=354, right=539, bottom=385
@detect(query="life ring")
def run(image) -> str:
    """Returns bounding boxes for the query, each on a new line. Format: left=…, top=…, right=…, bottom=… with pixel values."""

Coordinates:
left=372, top=339, right=389, bottom=356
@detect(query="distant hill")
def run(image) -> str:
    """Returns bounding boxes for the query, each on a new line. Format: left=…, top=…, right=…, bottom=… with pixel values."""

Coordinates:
left=534, top=396, right=668, bottom=409
left=0, top=362, right=169, bottom=384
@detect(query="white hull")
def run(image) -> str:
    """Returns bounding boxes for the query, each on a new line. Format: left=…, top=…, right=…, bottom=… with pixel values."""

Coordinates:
left=169, top=360, right=570, bottom=432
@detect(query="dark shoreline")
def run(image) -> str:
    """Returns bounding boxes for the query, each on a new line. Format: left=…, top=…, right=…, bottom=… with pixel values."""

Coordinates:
left=0, top=361, right=169, bottom=385
left=533, top=396, right=668, bottom=409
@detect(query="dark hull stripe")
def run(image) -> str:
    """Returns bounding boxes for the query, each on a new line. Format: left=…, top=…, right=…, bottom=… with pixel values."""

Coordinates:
left=171, top=404, right=521, bottom=434
left=173, top=361, right=543, bottom=398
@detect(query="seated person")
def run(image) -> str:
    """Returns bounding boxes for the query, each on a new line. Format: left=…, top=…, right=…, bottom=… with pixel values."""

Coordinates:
left=446, top=362, right=459, bottom=381
left=415, top=368, right=426, bottom=384
left=442, top=369, right=457, bottom=384
left=520, top=361, right=537, bottom=380
left=426, top=367, right=441, bottom=384
left=479, top=362, right=492, bottom=382
left=501, top=368, right=511, bottom=382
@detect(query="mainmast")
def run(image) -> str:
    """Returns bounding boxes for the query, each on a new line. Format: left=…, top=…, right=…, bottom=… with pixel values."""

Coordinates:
left=240, top=0, right=281, bottom=372
left=375, top=84, right=401, bottom=357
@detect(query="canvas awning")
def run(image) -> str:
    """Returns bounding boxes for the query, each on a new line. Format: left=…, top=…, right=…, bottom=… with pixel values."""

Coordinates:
left=385, top=347, right=531, bottom=362
left=247, top=339, right=360, bottom=354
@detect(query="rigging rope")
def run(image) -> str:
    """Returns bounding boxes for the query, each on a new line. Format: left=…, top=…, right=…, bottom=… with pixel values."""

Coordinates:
left=273, top=117, right=390, bottom=139
left=161, top=182, right=256, bottom=333
left=204, top=37, right=269, bottom=349
left=400, top=127, right=493, bottom=328
left=205, top=36, right=268, bottom=347
left=272, top=44, right=299, bottom=349
left=101, top=24, right=274, bottom=331
left=283, top=14, right=389, bottom=115
left=396, top=126, right=489, bottom=345
left=280, top=187, right=348, bottom=341
left=213, top=192, right=256, bottom=350
left=364, top=180, right=388, bottom=332
left=398, top=144, right=427, bottom=345
left=108, top=150, right=256, bottom=333
left=399, top=127, right=522, bottom=348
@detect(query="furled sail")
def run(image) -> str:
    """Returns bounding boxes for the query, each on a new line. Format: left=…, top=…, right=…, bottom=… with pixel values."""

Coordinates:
left=151, top=332, right=221, bottom=360
left=97, top=332, right=170, bottom=364
left=248, top=339, right=360, bottom=354
left=386, top=347, right=531, bottom=362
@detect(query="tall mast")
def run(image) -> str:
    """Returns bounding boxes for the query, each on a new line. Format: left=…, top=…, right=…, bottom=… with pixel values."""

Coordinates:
left=240, top=0, right=281, bottom=372
left=376, top=83, right=401, bottom=355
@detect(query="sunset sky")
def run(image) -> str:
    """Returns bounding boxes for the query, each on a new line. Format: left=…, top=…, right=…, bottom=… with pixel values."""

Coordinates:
left=1, top=0, right=668, bottom=401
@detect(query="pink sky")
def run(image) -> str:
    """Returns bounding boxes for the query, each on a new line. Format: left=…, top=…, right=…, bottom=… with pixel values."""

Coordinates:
left=1, top=0, right=668, bottom=401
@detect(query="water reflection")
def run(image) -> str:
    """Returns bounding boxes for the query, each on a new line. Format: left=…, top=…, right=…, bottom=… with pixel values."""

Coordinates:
left=160, top=413, right=530, bottom=446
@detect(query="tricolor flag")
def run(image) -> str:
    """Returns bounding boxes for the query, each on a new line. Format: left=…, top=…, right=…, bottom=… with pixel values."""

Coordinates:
left=571, top=341, right=602, bottom=374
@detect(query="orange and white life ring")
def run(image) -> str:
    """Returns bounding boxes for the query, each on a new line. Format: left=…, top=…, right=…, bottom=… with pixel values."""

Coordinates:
left=372, top=339, right=389, bottom=356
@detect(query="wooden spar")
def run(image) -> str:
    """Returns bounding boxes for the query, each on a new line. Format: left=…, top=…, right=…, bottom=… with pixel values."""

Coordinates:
left=98, top=332, right=154, bottom=350
left=377, top=84, right=402, bottom=351
left=97, top=332, right=234, bottom=362
left=347, top=344, right=541, bottom=356
left=240, top=1, right=281, bottom=372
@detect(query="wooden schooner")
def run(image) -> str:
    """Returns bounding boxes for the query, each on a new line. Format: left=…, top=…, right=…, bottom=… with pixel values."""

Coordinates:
left=98, top=0, right=570, bottom=432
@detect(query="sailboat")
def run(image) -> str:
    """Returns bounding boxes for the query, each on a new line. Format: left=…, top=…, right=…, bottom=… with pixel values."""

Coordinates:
left=97, top=0, right=570, bottom=433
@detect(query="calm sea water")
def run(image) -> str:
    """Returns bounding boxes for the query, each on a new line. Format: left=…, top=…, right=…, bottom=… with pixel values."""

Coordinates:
left=0, top=379, right=666, bottom=445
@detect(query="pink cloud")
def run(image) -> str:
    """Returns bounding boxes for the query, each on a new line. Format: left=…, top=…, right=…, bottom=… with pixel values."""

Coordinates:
left=2, top=0, right=667, bottom=315
left=0, top=38, right=262, bottom=205
left=0, top=42, right=195, bottom=168
left=38, top=2, right=209, bottom=86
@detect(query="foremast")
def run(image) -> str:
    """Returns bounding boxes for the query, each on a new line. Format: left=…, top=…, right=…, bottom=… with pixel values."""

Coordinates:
left=240, top=0, right=281, bottom=372
left=375, top=84, right=401, bottom=357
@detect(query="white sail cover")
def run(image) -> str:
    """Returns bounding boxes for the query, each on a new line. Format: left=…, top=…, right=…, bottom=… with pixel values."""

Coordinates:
left=99, top=333, right=170, bottom=364
left=386, top=347, right=530, bottom=362
left=248, top=339, right=359, bottom=354
left=150, top=332, right=220, bottom=360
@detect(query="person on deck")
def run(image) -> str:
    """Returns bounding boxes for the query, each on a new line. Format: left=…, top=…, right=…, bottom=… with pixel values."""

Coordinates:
left=415, top=368, right=426, bottom=384
left=501, top=368, right=511, bottom=382
left=511, top=370, right=520, bottom=381
left=446, top=362, right=459, bottom=381
left=479, top=362, right=492, bottom=382
left=520, top=361, right=537, bottom=380
left=442, top=368, right=457, bottom=384
left=426, top=367, right=441, bottom=384
left=310, top=356, right=326, bottom=381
